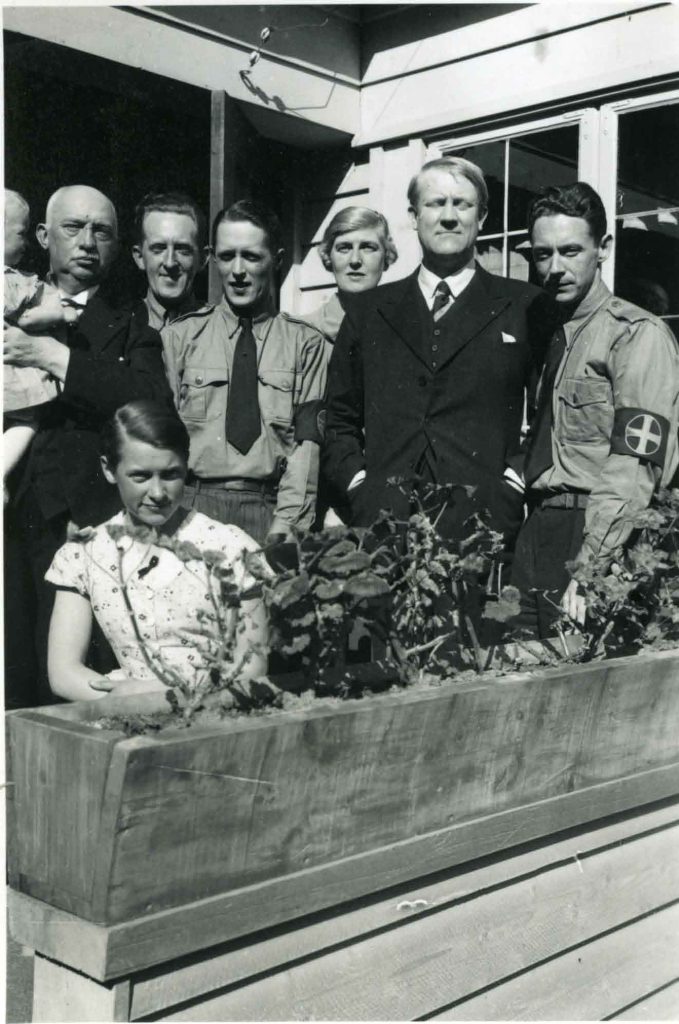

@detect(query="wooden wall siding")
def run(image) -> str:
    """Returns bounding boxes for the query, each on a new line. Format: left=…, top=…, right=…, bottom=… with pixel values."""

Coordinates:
left=3, top=7, right=359, bottom=139
left=357, top=4, right=679, bottom=145
left=18, top=798, right=675, bottom=1021
left=294, top=158, right=370, bottom=315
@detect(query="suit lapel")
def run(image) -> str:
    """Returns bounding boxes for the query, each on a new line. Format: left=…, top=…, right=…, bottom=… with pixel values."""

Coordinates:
left=437, top=266, right=510, bottom=369
left=74, top=293, right=128, bottom=353
left=378, top=272, right=431, bottom=368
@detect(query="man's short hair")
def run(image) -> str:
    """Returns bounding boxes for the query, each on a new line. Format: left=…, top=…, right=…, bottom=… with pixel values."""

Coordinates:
left=134, top=191, right=206, bottom=248
left=317, top=206, right=398, bottom=270
left=211, top=200, right=283, bottom=254
left=528, top=182, right=608, bottom=244
left=408, top=157, right=489, bottom=216
left=44, top=185, right=119, bottom=234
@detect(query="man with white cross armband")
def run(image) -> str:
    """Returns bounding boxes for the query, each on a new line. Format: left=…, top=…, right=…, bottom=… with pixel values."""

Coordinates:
left=512, top=182, right=679, bottom=637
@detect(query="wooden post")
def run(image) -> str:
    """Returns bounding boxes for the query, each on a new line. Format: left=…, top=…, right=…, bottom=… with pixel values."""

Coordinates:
left=209, top=90, right=240, bottom=303
left=33, top=954, right=130, bottom=1022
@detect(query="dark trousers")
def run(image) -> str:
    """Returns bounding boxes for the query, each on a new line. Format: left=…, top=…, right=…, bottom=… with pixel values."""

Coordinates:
left=182, top=483, right=276, bottom=547
left=511, top=504, right=586, bottom=639
left=6, top=488, right=117, bottom=706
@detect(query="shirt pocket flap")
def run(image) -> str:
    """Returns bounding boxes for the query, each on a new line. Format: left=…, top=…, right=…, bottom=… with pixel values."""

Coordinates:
left=561, top=377, right=610, bottom=408
left=183, top=365, right=229, bottom=388
left=258, top=368, right=294, bottom=391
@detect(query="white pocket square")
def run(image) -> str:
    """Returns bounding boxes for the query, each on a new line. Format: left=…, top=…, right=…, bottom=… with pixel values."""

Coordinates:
left=501, top=332, right=517, bottom=344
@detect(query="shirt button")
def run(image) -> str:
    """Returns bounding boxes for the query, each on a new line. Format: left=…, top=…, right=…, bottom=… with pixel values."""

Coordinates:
left=195, top=376, right=203, bottom=385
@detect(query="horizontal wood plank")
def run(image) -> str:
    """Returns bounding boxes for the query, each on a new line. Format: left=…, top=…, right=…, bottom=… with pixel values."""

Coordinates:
left=10, top=775, right=679, bottom=981
left=151, top=822, right=679, bottom=1021
left=430, top=903, right=679, bottom=1020
left=10, top=794, right=679, bottom=987
left=128, top=798, right=679, bottom=1018
left=614, top=978, right=679, bottom=1020
left=102, top=652, right=679, bottom=923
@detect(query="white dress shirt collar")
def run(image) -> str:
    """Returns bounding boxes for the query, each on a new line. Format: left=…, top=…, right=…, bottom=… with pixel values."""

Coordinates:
left=417, top=259, right=476, bottom=310
left=47, top=273, right=99, bottom=307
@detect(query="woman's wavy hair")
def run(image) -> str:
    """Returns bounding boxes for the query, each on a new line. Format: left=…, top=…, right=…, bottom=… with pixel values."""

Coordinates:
left=100, top=400, right=190, bottom=471
left=317, top=206, right=398, bottom=272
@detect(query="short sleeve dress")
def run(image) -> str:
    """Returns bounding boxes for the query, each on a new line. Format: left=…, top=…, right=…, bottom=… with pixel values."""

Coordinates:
left=46, top=510, right=264, bottom=688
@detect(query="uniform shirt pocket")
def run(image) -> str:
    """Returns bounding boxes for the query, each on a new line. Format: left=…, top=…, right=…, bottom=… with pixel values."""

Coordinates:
left=258, top=368, right=295, bottom=423
left=559, top=376, right=612, bottom=444
left=179, top=365, right=228, bottom=422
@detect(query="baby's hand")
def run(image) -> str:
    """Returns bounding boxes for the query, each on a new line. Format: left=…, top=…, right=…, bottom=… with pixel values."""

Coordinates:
left=17, top=289, right=72, bottom=331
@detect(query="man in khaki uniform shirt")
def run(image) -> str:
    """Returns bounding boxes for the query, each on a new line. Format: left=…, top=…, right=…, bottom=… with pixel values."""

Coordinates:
left=162, top=200, right=327, bottom=545
left=513, top=181, right=679, bottom=636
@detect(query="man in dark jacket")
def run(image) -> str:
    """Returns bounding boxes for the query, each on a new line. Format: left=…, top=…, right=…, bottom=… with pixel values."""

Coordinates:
left=324, top=157, right=556, bottom=552
left=4, top=184, right=171, bottom=703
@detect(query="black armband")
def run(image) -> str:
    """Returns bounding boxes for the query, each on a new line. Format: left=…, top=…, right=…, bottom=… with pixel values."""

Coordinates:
left=294, top=400, right=326, bottom=444
left=610, top=407, right=669, bottom=467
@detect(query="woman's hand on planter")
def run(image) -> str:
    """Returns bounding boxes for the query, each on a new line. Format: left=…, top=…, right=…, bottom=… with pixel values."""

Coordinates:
left=89, top=674, right=168, bottom=696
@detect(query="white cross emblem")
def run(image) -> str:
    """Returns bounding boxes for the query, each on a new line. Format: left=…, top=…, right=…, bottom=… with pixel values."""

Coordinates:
left=624, top=414, right=662, bottom=456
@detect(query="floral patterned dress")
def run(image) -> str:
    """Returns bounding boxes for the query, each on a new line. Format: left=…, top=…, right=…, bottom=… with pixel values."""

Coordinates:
left=46, top=510, right=262, bottom=686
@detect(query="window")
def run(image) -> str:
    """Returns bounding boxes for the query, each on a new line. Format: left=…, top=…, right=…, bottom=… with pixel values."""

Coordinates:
left=433, top=114, right=589, bottom=281
left=600, top=93, right=679, bottom=338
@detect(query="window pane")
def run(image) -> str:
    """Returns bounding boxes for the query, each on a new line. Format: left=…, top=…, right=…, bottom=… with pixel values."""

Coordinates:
left=508, top=126, right=579, bottom=232
left=616, top=104, right=679, bottom=215
left=508, top=234, right=532, bottom=283
left=447, top=140, right=505, bottom=236
left=614, top=103, right=679, bottom=336
left=477, top=238, right=504, bottom=276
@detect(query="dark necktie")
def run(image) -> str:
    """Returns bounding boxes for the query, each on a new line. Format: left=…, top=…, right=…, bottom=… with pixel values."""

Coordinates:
left=524, top=325, right=567, bottom=487
left=226, top=317, right=261, bottom=454
left=432, top=280, right=452, bottom=320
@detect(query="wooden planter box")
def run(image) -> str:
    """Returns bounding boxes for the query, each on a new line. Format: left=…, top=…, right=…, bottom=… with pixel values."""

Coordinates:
left=7, top=648, right=679, bottom=1021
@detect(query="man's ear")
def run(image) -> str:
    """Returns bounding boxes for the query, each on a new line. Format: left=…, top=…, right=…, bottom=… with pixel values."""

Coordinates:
left=199, top=246, right=210, bottom=270
left=131, top=244, right=145, bottom=271
left=36, top=223, right=49, bottom=252
left=100, top=456, right=116, bottom=485
left=478, top=209, right=488, bottom=233
left=598, top=233, right=613, bottom=265
left=274, top=247, right=285, bottom=271
left=408, top=205, right=418, bottom=232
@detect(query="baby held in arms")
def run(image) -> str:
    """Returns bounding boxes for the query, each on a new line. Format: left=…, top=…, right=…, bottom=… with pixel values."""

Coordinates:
left=4, top=189, right=79, bottom=500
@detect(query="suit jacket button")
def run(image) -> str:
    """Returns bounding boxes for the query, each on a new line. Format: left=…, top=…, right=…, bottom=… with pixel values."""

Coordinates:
left=434, top=329, right=441, bottom=336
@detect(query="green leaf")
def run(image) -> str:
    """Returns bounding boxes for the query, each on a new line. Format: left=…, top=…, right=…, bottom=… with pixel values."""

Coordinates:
left=319, top=551, right=372, bottom=575
left=315, top=579, right=344, bottom=600
left=343, top=574, right=391, bottom=599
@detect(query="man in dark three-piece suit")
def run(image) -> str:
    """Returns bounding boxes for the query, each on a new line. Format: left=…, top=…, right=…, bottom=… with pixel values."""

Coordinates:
left=324, top=157, right=557, bottom=555
left=3, top=185, right=171, bottom=704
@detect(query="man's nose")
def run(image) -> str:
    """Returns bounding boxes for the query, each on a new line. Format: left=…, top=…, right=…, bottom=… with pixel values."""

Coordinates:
left=162, top=244, right=178, bottom=267
left=547, top=252, right=564, bottom=276
left=349, top=248, right=363, bottom=267
left=78, top=224, right=97, bottom=249
left=440, top=200, right=459, bottom=222
left=231, top=254, right=245, bottom=276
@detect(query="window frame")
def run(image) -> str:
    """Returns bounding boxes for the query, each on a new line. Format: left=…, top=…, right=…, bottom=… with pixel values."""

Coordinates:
left=427, top=109, right=599, bottom=278
left=598, top=88, right=679, bottom=290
